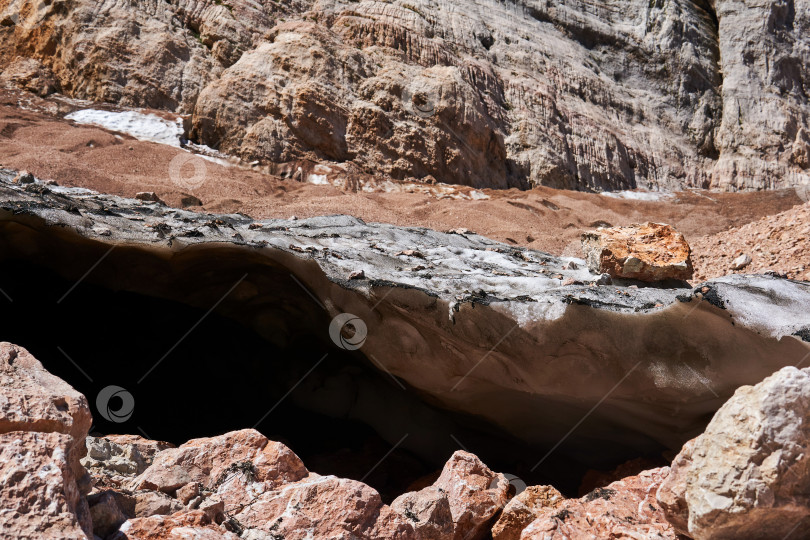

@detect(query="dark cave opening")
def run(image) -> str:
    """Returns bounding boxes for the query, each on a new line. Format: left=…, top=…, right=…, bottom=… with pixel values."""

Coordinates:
left=0, top=225, right=668, bottom=499
left=0, top=258, right=440, bottom=501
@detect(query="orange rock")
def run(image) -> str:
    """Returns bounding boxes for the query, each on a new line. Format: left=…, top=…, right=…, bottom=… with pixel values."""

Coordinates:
left=233, top=474, right=417, bottom=539
left=432, top=451, right=511, bottom=540
left=131, top=429, right=309, bottom=510
left=491, top=485, right=565, bottom=540
left=392, top=450, right=510, bottom=540
left=0, top=342, right=93, bottom=538
left=0, top=342, right=91, bottom=445
left=582, top=223, right=694, bottom=282
left=519, top=468, right=679, bottom=539
left=0, top=432, right=93, bottom=539
left=114, top=509, right=238, bottom=539
left=392, top=485, right=455, bottom=539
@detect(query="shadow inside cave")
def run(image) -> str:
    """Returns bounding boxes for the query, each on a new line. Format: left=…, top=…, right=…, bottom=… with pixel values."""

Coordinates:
left=0, top=243, right=667, bottom=500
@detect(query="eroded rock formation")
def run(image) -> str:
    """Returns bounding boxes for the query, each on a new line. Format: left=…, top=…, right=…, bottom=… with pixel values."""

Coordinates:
left=519, top=467, right=678, bottom=539
left=581, top=222, right=694, bottom=282
left=1, top=0, right=808, bottom=191
left=0, top=170, right=809, bottom=474
left=2, top=169, right=810, bottom=538
left=657, top=366, right=810, bottom=540
left=0, top=342, right=93, bottom=539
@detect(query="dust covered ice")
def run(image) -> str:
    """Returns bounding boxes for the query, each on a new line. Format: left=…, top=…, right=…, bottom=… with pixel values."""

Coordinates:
left=65, top=109, right=184, bottom=147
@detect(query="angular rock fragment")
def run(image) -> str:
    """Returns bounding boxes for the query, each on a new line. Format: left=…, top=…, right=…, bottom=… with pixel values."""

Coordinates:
left=520, top=468, right=677, bottom=539
left=82, top=434, right=174, bottom=489
left=113, top=510, right=238, bottom=540
left=730, top=253, right=752, bottom=270
left=233, top=474, right=417, bottom=539
left=0, top=342, right=92, bottom=440
left=0, top=342, right=93, bottom=538
left=491, top=485, right=565, bottom=540
left=656, top=366, right=810, bottom=540
left=0, top=432, right=93, bottom=539
left=393, top=450, right=510, bottom=540
left=391, top=486, right=455, bottom=539
left=132, top=490, right=183, bottom=518
left=131, top=428, right=308, bottom=510
left=582, top=222, right=694, bottom=281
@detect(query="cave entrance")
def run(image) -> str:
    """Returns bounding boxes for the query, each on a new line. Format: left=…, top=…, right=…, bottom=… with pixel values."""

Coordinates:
left=0, top=221, right=667, bottom=498
left=1, top=257, right=445, bottom=500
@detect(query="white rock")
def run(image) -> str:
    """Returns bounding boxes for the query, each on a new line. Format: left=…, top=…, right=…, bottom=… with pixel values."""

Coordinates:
left=730, top=253, right=752, bottom=270
left=657, top=366, right=810, bottom=539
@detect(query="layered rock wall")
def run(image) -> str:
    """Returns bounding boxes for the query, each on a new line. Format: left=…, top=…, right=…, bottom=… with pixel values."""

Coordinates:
left=1, top=0, right=808, bottom=191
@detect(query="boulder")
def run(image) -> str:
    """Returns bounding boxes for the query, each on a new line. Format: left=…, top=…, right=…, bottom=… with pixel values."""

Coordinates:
left=491, top=485, right=565, bottom=540
left=0, top=432, right=93, bottom=539
left=113, top=510, right=238, bottom=540
left=656, top=366, right=810, bottom=539
left=581, top=222, right=694, bottom=281
left=0, top=342, right=93, bottom=538
left=433, top=451, right=510, bottom=539
left=233, top=474, right=417, bottom=539
left=520, top=468, right=678, bottom=539
left=82, top=435, right=174, bottom=489
left=391, top=486, right=455, bottom=539
left=132, top=491, right=184, bottom=518
left=0, top=342, right=91, bottom=442
left=392, top=450, right=510, bottom=540
left=131, top=429, right=309, bottom=510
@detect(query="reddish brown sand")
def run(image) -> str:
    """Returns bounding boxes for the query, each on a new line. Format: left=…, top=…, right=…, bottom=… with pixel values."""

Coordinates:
left=1, top=89, right=806, bottom=282
left=691, top=202, right=810, bottom=282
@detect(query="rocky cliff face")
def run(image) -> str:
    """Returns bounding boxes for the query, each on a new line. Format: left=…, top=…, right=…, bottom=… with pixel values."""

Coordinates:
left=1, top=0, right=808, bottom=192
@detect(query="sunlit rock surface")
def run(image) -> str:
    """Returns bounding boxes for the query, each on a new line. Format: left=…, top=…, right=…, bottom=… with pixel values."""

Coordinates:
left=0, top=342, right=93, bottom=539
left=1, top=0, right=808, bottom=191
left=657, top=366, right=810, bottom=540
left=581, top=222, right=694, bottom=282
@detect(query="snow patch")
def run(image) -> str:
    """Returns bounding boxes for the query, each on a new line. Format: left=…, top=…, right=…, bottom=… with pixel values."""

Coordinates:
left=307, top=174, right=330, bottom=185
left=601, top=190, right=674, bottom=201
left=65, top=109, right=184, bottom=147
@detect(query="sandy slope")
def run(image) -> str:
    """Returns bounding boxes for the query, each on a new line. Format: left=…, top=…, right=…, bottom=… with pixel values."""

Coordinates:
left=0, top=89, right=805, bottom=282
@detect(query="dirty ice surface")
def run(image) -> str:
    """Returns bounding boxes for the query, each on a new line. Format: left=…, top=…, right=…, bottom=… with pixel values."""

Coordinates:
left=65, top=109, right=184, bottom=147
